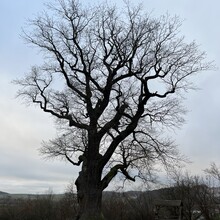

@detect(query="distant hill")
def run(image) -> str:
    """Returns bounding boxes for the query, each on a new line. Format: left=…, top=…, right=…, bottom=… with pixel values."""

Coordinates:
left=0, top=191, right=9, bottom=195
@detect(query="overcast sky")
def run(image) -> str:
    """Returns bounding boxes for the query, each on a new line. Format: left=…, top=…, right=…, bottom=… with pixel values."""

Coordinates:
left=0, top=0, right=219, bottom=194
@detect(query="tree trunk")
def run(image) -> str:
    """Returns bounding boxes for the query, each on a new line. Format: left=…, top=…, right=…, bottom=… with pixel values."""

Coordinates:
left=75, top=162, right=105, bottom=220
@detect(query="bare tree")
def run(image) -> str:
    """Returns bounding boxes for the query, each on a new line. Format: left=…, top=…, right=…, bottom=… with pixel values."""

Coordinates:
left=14, top=0, right=211, bottom=219
left=205, top=163, right=220, bottom=182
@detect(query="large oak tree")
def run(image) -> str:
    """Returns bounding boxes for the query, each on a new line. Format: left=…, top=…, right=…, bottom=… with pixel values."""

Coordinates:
left=15, top=0, right=211, bottom=219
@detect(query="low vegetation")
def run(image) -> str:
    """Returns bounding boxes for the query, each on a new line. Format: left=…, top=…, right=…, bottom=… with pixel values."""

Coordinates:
left=0, top=191, right=154, bottom=220
left=1, top=171, right=220, bottom=220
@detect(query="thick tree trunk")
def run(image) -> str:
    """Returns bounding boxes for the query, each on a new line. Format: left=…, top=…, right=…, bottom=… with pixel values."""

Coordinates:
left=75, top=161, right=105, bottom=220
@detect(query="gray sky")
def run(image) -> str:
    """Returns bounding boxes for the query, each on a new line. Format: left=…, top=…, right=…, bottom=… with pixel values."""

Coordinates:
left=0, top=0, right=219, bottom=194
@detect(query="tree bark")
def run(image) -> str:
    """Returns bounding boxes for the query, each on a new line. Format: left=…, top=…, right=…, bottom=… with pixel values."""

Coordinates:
left=75, top=161, right=105, bottom=220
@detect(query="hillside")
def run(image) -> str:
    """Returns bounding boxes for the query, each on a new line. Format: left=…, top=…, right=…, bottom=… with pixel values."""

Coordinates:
left=0, top=191, right=8, bottom=195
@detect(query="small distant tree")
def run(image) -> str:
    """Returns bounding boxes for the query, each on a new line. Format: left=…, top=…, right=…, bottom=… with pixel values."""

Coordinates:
left=15, top=0, right=211, bottom=219
left=204, top=163, right=220, bottom=217
left=162, top=173, right=198, bottom=220
left=205, top=163, right=220, bottom=183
